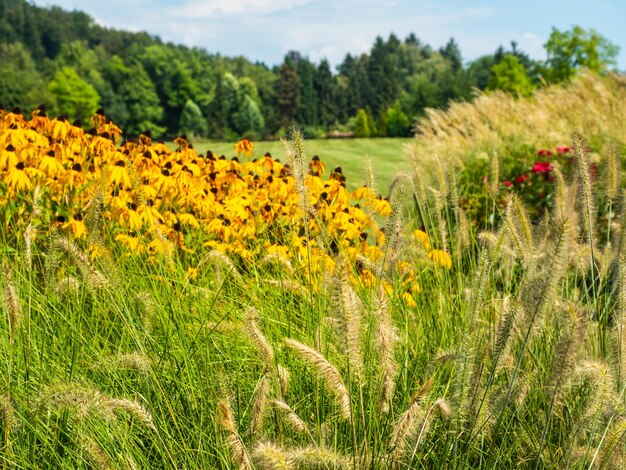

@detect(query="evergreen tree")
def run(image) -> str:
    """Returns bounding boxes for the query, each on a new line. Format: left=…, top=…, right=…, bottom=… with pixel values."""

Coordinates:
left=365, top=109, right=379, bottom=137
left=337, top=54, right=371, bottom=119
left=440, top=38, right=463, bottom=72
left=400, top=74, right=439, bottom=116
left=374, top=109, right=385, bottom=137
left=274, top=60, right=300, bottom=129
left=295, top=57, right=317, bottom=125
left=206, top=70, right=228, bottom=138
left=314, top=59, right=337, bottom=127
left=367, top=35, right=399, bottom=114
left=353, top=108, right=370, bottom=138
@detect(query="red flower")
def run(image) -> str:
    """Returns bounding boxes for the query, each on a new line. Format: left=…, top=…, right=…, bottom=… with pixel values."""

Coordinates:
left=556, top=146, right=571, bottom=155
left=503, top=181, right=513, bottom=188
left=515, top=174, right=529, bottom=184
left=537, top=149, right=553, bottom=157
left=532, top=161, right=552, bottom=174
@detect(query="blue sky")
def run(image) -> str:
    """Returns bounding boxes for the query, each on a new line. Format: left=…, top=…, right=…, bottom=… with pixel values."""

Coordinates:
left=32, top=0, right=625, bottom=69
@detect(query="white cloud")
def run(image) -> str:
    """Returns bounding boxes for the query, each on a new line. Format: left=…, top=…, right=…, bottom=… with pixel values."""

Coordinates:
left=33, top=0, right=625, bottom=68
left=169, top=0, right=315, bottom=18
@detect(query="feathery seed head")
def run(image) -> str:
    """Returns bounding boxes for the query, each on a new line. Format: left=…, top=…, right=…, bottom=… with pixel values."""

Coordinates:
left=3, top=266, right=20, bottom=334
left=244, top=307, right=275, bottom=371
left=252, top=441, right=294, bottom=470
left=285, top=338, right=351, bottom=420
left=272, top=400, right=307, bottom=434
left=0, top=394, right=18, bottom=436
left=218, top=398, right=253, bottom=470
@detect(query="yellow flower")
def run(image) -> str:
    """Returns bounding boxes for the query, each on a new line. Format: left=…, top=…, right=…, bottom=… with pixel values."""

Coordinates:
left=371, top=198, right=392, bottom=216
left=410, top=281, right=422, bottom=295
left=0, top=144, right=18, bottom=171
left=403, top=292, right=417, bottom=308
left=5, top=162, right=32, bottom=193
left=115, top=234, right=144, bottom=253
left=39, top=152, right=65, bottom=176
left=178, top=212, right=200, bottom=229
left=185, top=267, right=198, bottom=280
left=308, top=155, right=325, bottom=176
left=49, top=117, right=72, bottom=141
left=88, top=243, right=107, bottom=261
left=146, top=238, right=172, bottom=256
left=427, top=249, right=452, bottom=269
left=235, top=139, right=254, bottom=157
left=67, top=218, right=87, bottom=239
left=108, top=159, right=132, bottom=188
left=382, top=280, right=393, bottom=296
left=351, top=186, right=371, bottom=200
left=413, top=229, right=431, bottom=250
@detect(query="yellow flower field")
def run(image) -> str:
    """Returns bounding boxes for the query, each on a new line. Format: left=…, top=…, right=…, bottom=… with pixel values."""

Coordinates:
left=0, top=109, right=451, bottom=302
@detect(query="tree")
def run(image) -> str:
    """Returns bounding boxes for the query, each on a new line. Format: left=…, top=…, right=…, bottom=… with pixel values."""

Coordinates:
left=373, top=109, right=384, bottom=137
left=440, top=38, right=462, bottom=72
left=137, top=45, right=201, bottom=133
left=353, top=109, right=370, bottom=138
left=274, top=61, right=300, bottom=129
left=487, top=55, right=534, bottom=97
left=238, top=77, right=261, bottom=104
left=314, top=59, right=337, bottom=127
left=468, top=55, right=497, bottom=90
left=103, top=56, right=164, bottom=136
left=367, top=35, right=399, bottom=114
left=400, top=74, right=439, bottom=116
left=206, top=71, right=240, bottom=138
left=295, top=57, right=317, bottom=125
left=179, top=99, right=206, bottom=137
left=365, top=109, right=384, bottom=137
left=337, top=54, right=371, bottom=120
left=386, top=102, right=411, bottom=137
left=48, top=66, right=99, bottom=120
left=544, top=26, right=620, bottom=82
left=206, top=71, right=235, bottom=138
left=0, top=42, right=50, bottom=112
left=233, top=94, right=265, bottom=138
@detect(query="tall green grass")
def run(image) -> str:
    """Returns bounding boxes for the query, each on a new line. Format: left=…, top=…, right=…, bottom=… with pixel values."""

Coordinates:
left=1, top=131, right=626, bottom=468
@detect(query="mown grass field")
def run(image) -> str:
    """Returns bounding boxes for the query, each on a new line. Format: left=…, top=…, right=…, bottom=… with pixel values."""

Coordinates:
left=2, top=74, right=626, bottom=468
left=186, top=137, right=413, bottom=191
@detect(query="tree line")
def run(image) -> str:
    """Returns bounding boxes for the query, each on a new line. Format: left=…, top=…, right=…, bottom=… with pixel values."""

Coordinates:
left=0, top=0, right=620, bottom=140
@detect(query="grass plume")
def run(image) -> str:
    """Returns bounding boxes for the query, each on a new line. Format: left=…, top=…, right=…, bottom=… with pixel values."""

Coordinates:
left=285, top=339, right=351, bottom=420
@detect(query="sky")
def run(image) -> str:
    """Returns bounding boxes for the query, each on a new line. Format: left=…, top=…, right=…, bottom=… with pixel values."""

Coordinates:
left=31, top=0, right=626, bottom=70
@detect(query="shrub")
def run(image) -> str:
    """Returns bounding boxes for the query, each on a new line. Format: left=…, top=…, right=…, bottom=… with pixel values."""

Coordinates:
left=353, top=108, right=371, bottom=137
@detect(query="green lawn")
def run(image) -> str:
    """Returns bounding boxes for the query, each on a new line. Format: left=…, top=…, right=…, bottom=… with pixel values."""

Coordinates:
left=186, top=138, right=413, bottom=192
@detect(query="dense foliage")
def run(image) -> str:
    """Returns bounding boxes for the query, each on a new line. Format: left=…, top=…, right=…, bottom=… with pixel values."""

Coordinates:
left=0, top=0, right=620, bottom=140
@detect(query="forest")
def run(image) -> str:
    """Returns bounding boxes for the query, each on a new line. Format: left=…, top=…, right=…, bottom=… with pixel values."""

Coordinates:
left=0, top=0, right=620, bottom=140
